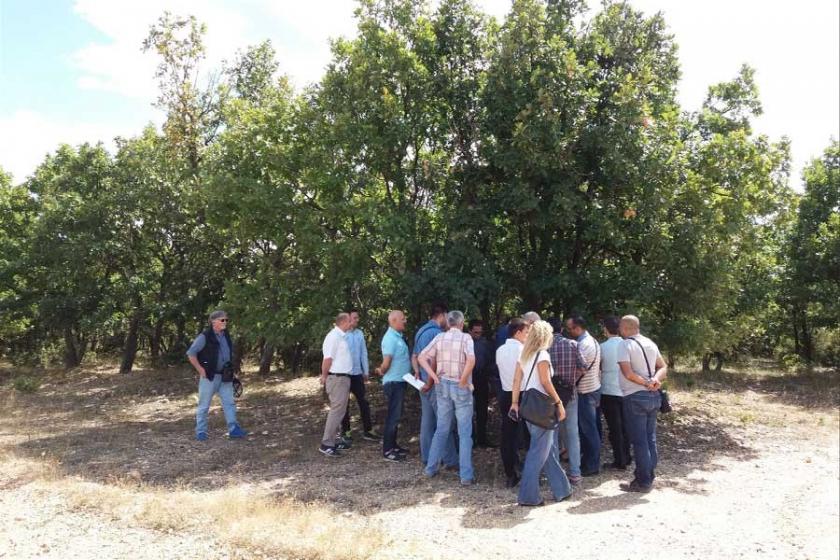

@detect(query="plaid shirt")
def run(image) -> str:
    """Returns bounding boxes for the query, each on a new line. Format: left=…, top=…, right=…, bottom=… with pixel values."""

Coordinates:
left=548, top=335, right=580, bottom=391
left=419, top=328, right=475, bottom=382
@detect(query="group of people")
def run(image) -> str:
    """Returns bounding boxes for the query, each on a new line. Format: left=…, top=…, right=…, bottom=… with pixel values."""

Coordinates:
left=188, top=305, right=668, bottom=505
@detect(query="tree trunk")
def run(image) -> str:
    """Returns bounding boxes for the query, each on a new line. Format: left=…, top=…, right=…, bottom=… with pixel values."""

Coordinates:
left=120, top=311, right=142, bottom=374
left=713, top=352, right=724, bottom=372
left=63, top=327, right=81, bottom=369
left=259, top=342, right=275, bottom=376
left=232, top=335, right=247, bottom=373
left=667, top=354, right=675, bottom=369
left=702, top=353, right=712, bottom=371
left=149, top=318, right=164, bottom=367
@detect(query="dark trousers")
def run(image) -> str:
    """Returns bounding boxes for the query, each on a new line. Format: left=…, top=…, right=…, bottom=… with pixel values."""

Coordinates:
left=601, top=394, right=631, bottom=468
left=497, top=389, right=521, bottom=478
left=577, top=389, right=602, bottom=473
left=341, top=375, right=373, bottom=434
left=473, top=372, right=490, bottom=444
left=382, top=381, right=406, bottom=453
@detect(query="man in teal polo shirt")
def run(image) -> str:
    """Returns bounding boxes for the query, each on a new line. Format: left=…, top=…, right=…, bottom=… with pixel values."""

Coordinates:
left=374, top=310, right=412, bottom=462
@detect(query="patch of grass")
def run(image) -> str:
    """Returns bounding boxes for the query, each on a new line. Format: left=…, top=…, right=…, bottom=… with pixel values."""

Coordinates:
left=12, top=375, right=40, bottom=393
left=57, top=480, right=386, bottom=560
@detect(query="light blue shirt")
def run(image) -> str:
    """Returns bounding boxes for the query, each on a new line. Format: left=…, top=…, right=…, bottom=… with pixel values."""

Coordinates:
left=381, top=327, right=411, bottom=384
left=412, top=320, right=442, bottom=382
left=599, top=337, right=623, bottom=397
left=346, top=329, right=369, bottom=376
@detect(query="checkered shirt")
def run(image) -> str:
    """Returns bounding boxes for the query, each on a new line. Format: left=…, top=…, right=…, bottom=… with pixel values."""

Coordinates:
left=419, top=328, right=475, bottom=382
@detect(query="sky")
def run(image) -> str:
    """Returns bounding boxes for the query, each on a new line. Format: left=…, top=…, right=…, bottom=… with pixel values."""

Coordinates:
left=1, top=0, right=838, bottom=189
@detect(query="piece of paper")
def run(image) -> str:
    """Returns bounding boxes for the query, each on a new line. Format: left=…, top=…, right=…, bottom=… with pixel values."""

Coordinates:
left=402, top=373, right=425, bottom=391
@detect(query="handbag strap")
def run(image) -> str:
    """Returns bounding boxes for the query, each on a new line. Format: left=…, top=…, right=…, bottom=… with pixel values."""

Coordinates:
left=523, top=352, right=539, bottom=390
left=629, top=337, right=653, bottom=379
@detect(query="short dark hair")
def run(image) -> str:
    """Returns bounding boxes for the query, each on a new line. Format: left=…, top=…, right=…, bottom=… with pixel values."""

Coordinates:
left=430, top=303, right=448, bottom=318
left=468, top=319, right=485, bottom=331
left=602, top=315, right=620, bottom=335
left=546, top=317, right=563, bottom=333
left=507, top=318, right=527, bottom=338
left=347, top=308, right=360, bottom=315
left=567, top=314, right=587, bottom=329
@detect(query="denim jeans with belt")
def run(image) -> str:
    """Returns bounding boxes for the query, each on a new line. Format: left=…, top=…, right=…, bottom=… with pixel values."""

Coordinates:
left=420, top=385, right=457, bottom=466
left=623, top=390, right=661, bottom=486
left=196, top=375, right=237, bottom=435
left=424, top=379, right=474, bottom=482
left=518, top=421, right=572, bottom=505
left=382, top=381, right=406, bottom=453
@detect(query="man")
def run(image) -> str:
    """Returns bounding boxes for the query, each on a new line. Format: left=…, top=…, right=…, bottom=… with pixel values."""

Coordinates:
left=468, top=319, right=495, bottom=448
left=375, top=310, right=412, bottom=462
left=547, top=319, right=583, bottom=484
left=600, top=316, right=631, bottom=470
left=495, top=318, right=528, bottom=487
left=493, top=317, right=511, bottom=351
left=318, top=313, right=354, bottom=457
left=617, top=315, right=667, bottom=493
left=522, top=311, right=541, bottom=325
left=340, top=309, right=379, bottom=442
left=411, top=304, right=457, bottom=468
left=565, top=314, right=602, bottom=477
left=418, top=310, right=477, bottom=485
left=187, top=310, right=248, bottom=441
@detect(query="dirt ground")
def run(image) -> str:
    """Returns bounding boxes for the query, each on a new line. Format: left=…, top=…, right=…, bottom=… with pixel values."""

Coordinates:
left=1, top=361, right=838, bottom=559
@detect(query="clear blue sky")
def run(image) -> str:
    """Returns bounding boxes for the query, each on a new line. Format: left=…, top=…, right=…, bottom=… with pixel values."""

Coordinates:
left=1, top=0, right=838, bottom=188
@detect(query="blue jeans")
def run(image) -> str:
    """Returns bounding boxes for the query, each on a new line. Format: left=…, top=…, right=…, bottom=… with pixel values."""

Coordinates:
left=424, top=379, right=474, bottom=482
left=382, top=381, right=406, bottom=452
left=196, top=375, right=237, bottom=435
left=623, top=390, right=661, bottom=487
left=559, top=395, right=581, bottom=477
left=578, top=389, right=601, bottom=473
left=420, top=385, right=457, bottom=466
left=518, top=422, right=572, bottom=505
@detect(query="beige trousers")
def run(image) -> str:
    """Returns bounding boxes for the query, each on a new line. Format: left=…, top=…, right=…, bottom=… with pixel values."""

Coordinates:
left=321, top=375, right=351, bottom=447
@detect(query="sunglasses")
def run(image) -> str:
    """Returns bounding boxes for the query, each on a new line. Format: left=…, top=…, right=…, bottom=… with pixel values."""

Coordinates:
left=218, top=318, right=228, bottom=323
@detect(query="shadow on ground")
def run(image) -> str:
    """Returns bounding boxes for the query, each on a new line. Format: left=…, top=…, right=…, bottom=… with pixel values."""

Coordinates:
left=2, top=361, right=834, bottom=529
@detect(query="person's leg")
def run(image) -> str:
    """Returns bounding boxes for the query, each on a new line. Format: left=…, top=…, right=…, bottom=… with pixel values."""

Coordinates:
left=623, top=392, right=652, bottom=486
left=321, top=376, right=350, bottom=448
left=517, top=422, right=552, bottom=505
left=382, top=382, right=400, bottom=453
left=498, top=390, right=518, bottom=478
left=562, top=396, right=581, bottom=478
left=453, top=384, right=475, bottom=482
left=391, top=382, right=407, bottom=448
left=602, top=395, right=628, bottom=467
left=419, top=387, right=436, bottom=464
left=217, top=380, right=239, bottom=430
left=648, top=392, right=661, bottom=479
left=473, top=373, right=489, bottom=445
left=341, top=376, right=360, bottom=435
left=355, top=376, right=374, bottom=433
left=577, top=390, right=601, bottom=473
left=424, top=382, right=455, bottom=476
left=195, top=376, right=215, bottom=436
left=544, top=428, right=572, bottom=500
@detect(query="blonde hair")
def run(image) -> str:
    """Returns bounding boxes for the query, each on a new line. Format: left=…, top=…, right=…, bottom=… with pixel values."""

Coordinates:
left=519, top=320, right=554, bottom=367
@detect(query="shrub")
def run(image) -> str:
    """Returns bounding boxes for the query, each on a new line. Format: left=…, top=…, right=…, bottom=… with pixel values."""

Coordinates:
left=12, top=375, right=40, bottom=393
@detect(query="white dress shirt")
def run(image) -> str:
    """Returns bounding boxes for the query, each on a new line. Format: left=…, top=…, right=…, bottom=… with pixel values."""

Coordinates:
left=322, top=326, right=352, bottom=373
left=495, top=338, right=523, bottom=392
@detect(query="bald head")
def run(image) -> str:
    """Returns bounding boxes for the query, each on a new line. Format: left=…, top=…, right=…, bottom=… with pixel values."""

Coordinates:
left=388, top=310, right=406, bottom=332
left=335, top=313, right=351, bottom=331
left=620, top=315, right=640, bottom=337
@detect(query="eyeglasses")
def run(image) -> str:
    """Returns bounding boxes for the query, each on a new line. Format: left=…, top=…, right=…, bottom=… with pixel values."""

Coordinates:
left=218, top=318, right=228, bottom=323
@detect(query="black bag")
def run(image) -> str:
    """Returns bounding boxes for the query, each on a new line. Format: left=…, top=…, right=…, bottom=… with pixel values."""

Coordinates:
left=629, top=338, right=671, bottom=414
left=519, top=354, right=560, bottom=430
left=221, top=361, right=235, bottom=383
left=232, top=376, right=243, bottom=398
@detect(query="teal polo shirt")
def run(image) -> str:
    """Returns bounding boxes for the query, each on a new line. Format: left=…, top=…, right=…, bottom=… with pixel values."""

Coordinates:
left=381, top=327, right=411, bottom=384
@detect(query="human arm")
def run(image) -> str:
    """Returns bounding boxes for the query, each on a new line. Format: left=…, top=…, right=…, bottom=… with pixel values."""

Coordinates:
left=650, top=355, right=668, bottom=390
left=374, top=355, right=393, bottom=377
left=361, top=337, right=370, bottom=379
left=510, top=362, right=524, bottom=414
left=320, top=357, right=332, bottom=385
left=186, top=334, right=207, bottom=378
left=459, top=354, right=475, bottom=389
left=619, top=361, right=655, bottom=390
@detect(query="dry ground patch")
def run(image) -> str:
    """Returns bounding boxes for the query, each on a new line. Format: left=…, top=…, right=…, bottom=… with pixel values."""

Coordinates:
left=1, top=360, right=837, bottom=559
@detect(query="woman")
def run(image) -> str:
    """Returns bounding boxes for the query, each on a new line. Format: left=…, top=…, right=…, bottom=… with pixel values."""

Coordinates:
left=510, top=320, right=572, bottom=506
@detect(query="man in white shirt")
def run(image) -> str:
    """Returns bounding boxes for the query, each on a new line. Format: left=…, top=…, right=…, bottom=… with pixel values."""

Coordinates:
left=318, top=313, right=354, bottom=457
left=599, top=316, right=630, bottom=470
left=617, top=315, right=668, bottom=492
left=495, top=318, right=529, bottom=487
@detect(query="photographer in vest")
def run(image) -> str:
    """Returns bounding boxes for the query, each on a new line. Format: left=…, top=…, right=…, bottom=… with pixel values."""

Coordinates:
left=187, top=310, right=248, bottom=441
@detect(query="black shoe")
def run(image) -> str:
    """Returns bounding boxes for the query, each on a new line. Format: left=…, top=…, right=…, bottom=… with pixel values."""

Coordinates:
left=394, top=446, right=409, bottom=456
left=319, top=444, right=342, bottom=458
left=581, top=468, right=600, bottom=477
left=603, top=462, right=627, bottom=471
left=505, top=474, right=521, bottom=488
left=362, top=430, right=381, bottom=442
left=383, top=449, right=405, bottom=462
left=620, top=480, right=652, bottom=493
left=335, top=438, right=352, bottom=451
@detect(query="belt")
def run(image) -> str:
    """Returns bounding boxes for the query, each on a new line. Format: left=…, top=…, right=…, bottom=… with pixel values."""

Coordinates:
left=329, top=372, right=351, bottom=377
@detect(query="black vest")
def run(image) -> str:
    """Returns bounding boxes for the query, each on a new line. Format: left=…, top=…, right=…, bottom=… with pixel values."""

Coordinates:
left=196, top=327, right=233, bottom=380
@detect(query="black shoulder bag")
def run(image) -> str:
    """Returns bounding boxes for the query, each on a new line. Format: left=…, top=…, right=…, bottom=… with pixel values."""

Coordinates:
left=629, top=338, right=671, bottom=414
left=552, top=342, right=600, bottom=406
left=519, top=354, right=561, bottom=430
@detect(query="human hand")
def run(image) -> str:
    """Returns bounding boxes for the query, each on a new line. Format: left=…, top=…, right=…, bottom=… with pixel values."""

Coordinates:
left=319, top=374, right=327, bottom=386
left=458, top=379, right=470, bottom=390
left=198, top=368, right=207, bottom=379
left=556, top=404, right=566, bottom=422
left=421, top=381, right=432, bottom=393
